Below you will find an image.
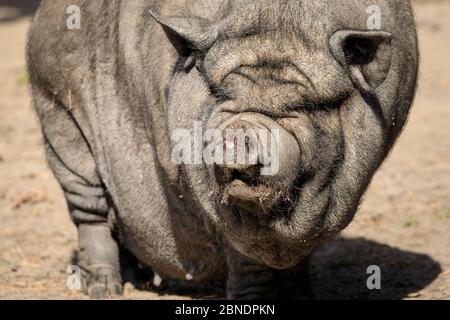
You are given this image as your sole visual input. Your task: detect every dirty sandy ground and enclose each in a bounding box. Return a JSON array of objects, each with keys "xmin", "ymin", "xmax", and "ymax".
[{"xmin": 0, "ymin": 1, "xmax": 449, "ymax": 300}]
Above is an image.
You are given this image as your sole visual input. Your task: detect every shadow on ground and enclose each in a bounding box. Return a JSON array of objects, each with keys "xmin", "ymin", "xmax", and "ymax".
[
  {"xmin": 310, "ymin": 237, "xmax": 442, "ymax": 300},
  {"xmin": 0, "ymin": 0, "xmax": 41, "ymax": 22}
]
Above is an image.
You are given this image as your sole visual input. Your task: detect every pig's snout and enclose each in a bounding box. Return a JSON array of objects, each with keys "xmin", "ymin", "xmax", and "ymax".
[
  {"xmin": 217, "ymin": 119, "xmax": 261, "ymax": 171},
  {"xmin": 213, "ymin": 113, "xmax": 301, "ymax": 215}
]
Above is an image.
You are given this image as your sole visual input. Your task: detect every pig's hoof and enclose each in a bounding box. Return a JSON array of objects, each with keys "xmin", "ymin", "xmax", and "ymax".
[{"xmin": 86, "ymin": 265, "xmax": 123, "ymax": 299}]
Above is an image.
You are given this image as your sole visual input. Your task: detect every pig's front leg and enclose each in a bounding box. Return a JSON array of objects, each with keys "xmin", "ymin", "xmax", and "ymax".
[
  {"xmin": 33, "ymin": 89, "xmax": 123, "ymax": 299},
  {"xmin": 274, "ymin": 256, "xmax": 313, "ymax": 300},
  {"xmin": 226, "ymin": 247, "xmax": 312, "ymax": 300},
  {"xmin": 226, "ymin": 248, "xmax": 277, "ymax": 300}
]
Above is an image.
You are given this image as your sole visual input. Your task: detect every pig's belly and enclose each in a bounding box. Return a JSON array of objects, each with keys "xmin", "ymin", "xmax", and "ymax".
[{"xmin": 118, "ymin": 209, "xmax": 228, "ymax": 282}]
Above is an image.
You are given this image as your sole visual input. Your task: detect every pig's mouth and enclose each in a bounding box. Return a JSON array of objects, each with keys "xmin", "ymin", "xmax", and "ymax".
[
  {"xmin": 213, "ymin": 166, "xmax": 319, "ymax": 269},
  {"xmin": 215, "ymin": 165, "xmax": 287, "ymax": 218}
]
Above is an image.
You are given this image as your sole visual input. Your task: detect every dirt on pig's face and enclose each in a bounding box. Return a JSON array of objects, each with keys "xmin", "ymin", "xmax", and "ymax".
[{"xmin": 160, "ymin": 0, "xmax": 418, "ymax": 268}]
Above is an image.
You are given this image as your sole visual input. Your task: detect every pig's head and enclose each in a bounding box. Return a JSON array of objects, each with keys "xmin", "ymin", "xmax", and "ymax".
[{"xmin": 154, "ymin": 0, "xmax": 418, "ymax": 269}]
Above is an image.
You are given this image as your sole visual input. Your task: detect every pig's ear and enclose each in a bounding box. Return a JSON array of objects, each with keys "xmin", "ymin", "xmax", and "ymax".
[
  {"xmin": 329, "ymin": 30, "xmax": 393, "ymax": 93},
  {"xmin": 149, "ymin": 9, "xmax": 219, "ymax": 50}
]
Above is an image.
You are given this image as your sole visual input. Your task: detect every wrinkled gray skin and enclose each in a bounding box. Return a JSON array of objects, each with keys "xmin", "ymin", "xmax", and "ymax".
[{"xmin": 27, "ymin": 0, "xmax": 418, "ymax": 299}]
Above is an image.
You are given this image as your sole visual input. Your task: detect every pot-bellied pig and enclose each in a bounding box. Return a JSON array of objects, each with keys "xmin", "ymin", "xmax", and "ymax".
[{"xmin": 27, "ymin": 0, "xmax": 418, "ymax": 299}]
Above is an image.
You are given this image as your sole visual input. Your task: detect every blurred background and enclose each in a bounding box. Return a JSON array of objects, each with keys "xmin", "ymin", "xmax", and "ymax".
[{"xmin": 0, "ymin": 0, "xmax": 449, "ymax": 299}]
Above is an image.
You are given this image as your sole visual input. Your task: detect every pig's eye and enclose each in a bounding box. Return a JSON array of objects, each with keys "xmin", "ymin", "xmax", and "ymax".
[{"xmin": 343, "ymin": 37, "xmax": 377, "ymax": 66}]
